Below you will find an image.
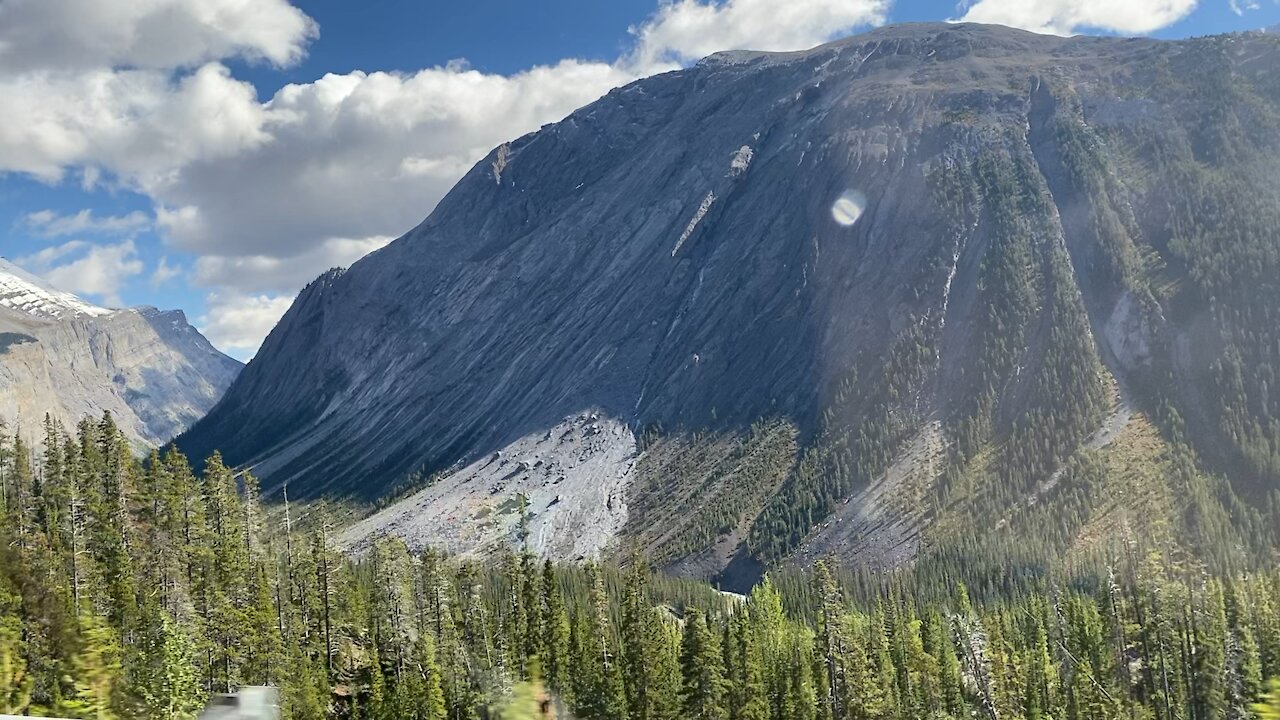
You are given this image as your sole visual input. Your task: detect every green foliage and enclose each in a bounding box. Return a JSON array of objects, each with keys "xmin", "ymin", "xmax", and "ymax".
[
  {"xmin": 1257, "ymin": 678, "xmax": 1280, "ymax": 720},
  {"xmin": 629, "ymin": 420, "xmax": 798, "ymax": 565},
  {"xmin": 0, "ymin": 581, "xmax": 32, "ymax": 714},
  {"xmin": 3, "ymin": 414, "xmax": 1279, "ymax": 720}
]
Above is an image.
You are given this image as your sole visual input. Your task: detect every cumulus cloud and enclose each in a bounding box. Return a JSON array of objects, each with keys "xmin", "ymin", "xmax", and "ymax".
[
  {"xmin": 150, "ymin": 61, "xmax": 631, "ymax": 259},
  {"xmin": 193, "ymin": 236, "xmax": 394, "ymax": 293},
  {"xmin": 16, "ymin": 240, "xmax": 144, "ymax": 307},
  {"xmin": 629, "ymin": 0, "xmax": 889, "ymax": 68},
  {"xmin": 0, "ymin": 62, "xmax": 269, "ymax": 183},
  {"xmin": 198, "ymin": 291, "xmax": 295, "ymax": 357},
  {"xmin": 955, "ymin": 0, "xmax": 1199, "ymax": 35},
  {"xmin": 151, "ymin": 256, "xmax": 182, "ymax": 288},
  {"xmin": 23, "ymin": 208, "xmax": 150, "ymax": 237},
  {"xmin": 3, "ymin": 0, "xmax": 898, "ymax": 353},
  {"xmin": 0, "ymin": 0, "xmax": 316, "ymax": 73}
]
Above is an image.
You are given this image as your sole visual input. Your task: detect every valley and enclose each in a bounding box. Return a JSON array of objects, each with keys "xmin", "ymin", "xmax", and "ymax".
[{"xmin": 2, "ymin": 16, "xmax": 1280, "ymax": 720}]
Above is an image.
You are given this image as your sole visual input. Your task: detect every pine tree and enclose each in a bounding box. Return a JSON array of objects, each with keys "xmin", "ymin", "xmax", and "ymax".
[
  {"xmin": 929, "ymin": 608, "xmax": 966, "ymax": 718},
  {"xmin": 650, "ymin": 615, "xmax": 684, "ymax": 720},
  {"xmin": 813, "ymin": 561, "xmax": 848, "ymax": 719},
  {"xmin": 1192, "ymin": 580, "xmax": 1229, "ymax": 720},
  {"xmin": 203, "ymin": 451, "xmax": 249, "ymax": 692},
  {"xmin": 539, "ymin": 559, "xmax": 570, "ymax": 700},
  {"xmin": 90, "ymin": 414, "xmax": 138, "ymax": 634},
  {"xmin": 59, "ymin": 612, "xmax": 123, "ymax": 720},
  {"xmin": 373, "ymin": 538, "xmax": 416, "ymax": 686},
  {"xmin": 733, "ymin": 608, "xmax": 769, "ymax": 720},
  {"xmin": 139, "ymin": 614, "xmax": 203, "ymax": 719},
  {"xmin": 574, "ymin": 564, "xmax": 625, "ymax": 720},
  {"xmin": 409, "ymin": 631, "xmax": 448, "ymax": 720},
  {"xmin": 868, "ymin": 603, "xmax": 899, "ymax": 719},
  {"xmin": 623, "ymin": 559, "xmax": 675, "ymax": 720},
  {"xmin": 746, "ymin": 577, "xmax": 787, "ymax": 720},
  {"xmin": 680, "ymin": 607, "xmax": 728, "ymax": 720},
  {"xmin": 244, "ymin": 563, "xmax": 284, "ymax": 686},
  {"xmin": 785, "ymin": 630, "xmax": 818, "ymax": 720},
  {"xmin": 1022, "ymin": 617, "xmax": 1057, "ymax": 720},
  {"xmin": 519, "ymin": 551, "xmax": 541, "ymax": 669}
]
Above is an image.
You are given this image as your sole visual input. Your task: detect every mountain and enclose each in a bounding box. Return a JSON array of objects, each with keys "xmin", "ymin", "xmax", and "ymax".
[
  {"xmin": 178, "ymin": 23, "xmax": 1280, "ymax": 581},
  {"xmin": 0, "ymin": 258, "xmax": 242, "ymax": 448}
]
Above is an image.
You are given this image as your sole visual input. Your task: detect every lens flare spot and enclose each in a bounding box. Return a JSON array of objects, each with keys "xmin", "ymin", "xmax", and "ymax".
[{"xmin": 831, "ymin": 190, "xmax": 866, "ymax": 227}]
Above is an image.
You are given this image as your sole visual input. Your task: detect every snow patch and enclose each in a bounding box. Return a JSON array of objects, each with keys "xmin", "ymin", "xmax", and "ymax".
[
  {"xmin": 671, "ymin": 192, "xmax": 716, "ymax": 257},
  {"xmin": 0, "ymin": 258, "xmax": 112, "ymax": 320},
  {"xmin": 491, "ymin": 143, "xmax": 510, "ymax": 185},
  {"xmin": 1104, "ymin": 291, "xmax": 1152, "ymax": 370},
  {"xmin": 728, "ymin": 145, "xmax": 754, "ymax": 176}
]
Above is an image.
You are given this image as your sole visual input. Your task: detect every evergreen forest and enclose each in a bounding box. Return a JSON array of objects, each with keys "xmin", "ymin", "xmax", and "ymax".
[{"xmin": 2, "ymin": 415, "xmax": 1280, "ymax": 719}]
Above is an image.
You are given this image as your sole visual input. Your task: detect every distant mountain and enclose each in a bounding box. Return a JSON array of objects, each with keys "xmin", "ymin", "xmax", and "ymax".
[
  {"xmin": 178, "ymin": 23, "xmax": 1280, "ymax": 582},
  {"xmin": 0, "ymin": 258, "xmax": 241, "ymax": 448}
]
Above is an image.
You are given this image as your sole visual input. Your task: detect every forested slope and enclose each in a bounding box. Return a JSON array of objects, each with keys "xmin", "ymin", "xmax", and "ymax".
[
  {"xmin": 4, "ymin": 417, "xmax": 1280, "ymax": 719},
  {"xmin": 178, "ymin": 23, "xmax": 1280, "ymax": 582}
]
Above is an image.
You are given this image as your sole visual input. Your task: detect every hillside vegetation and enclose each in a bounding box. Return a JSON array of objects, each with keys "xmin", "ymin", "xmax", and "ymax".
[
  {"xmin": 175, "ymin": 24, "xmax": 1280, "ymax": 582},
  {"xmin": 4, "ymin": 416, "xmax": 1280, "ymax": 719}
]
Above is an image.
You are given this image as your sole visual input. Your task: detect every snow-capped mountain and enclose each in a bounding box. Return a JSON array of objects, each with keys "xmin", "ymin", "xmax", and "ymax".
[
  {"xmin": 0, "ymin": 258, "xmax": 241, "ymax": 447},
  {"xmin": 0, "ymin": 258, "xmax": 112, "ymax": 320}
]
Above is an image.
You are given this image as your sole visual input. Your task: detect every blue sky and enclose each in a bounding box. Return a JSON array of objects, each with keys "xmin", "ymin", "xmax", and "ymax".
[{"xmin": 2, "ymin": 0, "xmax": 1278, "ymax": 359}]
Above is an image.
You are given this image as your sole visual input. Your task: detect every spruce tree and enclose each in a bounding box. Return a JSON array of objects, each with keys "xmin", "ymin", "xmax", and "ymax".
[
  {"xmin": 540, "ymin": 559, "xmax": 570, "ymax": 700},
  {"xmin": 680, "ymin": 607, "xmax": 728, "ymax": 720}
]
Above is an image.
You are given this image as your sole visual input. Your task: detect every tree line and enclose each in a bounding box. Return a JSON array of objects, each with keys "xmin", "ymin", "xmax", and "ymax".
[{"xmin": 2, "ymin": 413, "xmax": 1280, "ymax": 719}]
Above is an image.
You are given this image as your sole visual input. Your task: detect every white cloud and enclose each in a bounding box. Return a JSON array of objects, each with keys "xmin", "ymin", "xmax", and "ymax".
[
  {"xmin": 955, "ymin": 0, "xmax": 1199, "ymax": 35},
  {"xmin": 2, "ymin": 0, "xmax": 889, "ymax": 353},
  {"xmin": 629, "ymin": 0, "xmax": 889, "ymax": 68},
  {"xmin": 197, "ymin": 291, "xmax": 295, "ymax": 358},
  {"xmin": 0, "ymin": 0, "xmax": 316, "ymax": 73},
  {"xmin": 192, "ymin": 236, "xmax": 394, "ymax": 293},
  {"xmin": 149, "ymin": 60, "xmax": 632, "ymax": 259},
  {"xmin": 0, "ymin": 62, "xmax": 269, "ymax": 183},
  {"xmin": 23, "ymin": 208, "xmax": 150, "ymax": 237},
  {"xmin": 16, "ymin": 240, "xmax": 144, "ymax": 307},
  {"xmin": 16, "ymin": 239, "xmax": 89, "ymax": 269},
  {"xmin": 150, "ymin": 256, "xmax": 182, "ymax": 287}
]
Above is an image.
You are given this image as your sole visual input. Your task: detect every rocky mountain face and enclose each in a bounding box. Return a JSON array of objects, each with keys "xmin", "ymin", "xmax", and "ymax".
[
  {"xmin": 179, "ymin": 23, "xmax": 1280, "ymax": 581},
  {"xmin": 0, "ymin": 258, "xmax": 242, "ymax": 448}
]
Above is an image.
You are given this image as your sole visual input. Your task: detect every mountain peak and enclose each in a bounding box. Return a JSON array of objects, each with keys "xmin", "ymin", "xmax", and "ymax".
[
  {"xmin": 179, "ymin": 26, "xmax": 1280, "ymax": 576},
  {"xmin": 0, "ymin": 257, "xmax": 112, "ymax": 320}
]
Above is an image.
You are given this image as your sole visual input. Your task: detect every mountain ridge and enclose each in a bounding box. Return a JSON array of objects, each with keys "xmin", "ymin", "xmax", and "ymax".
[
  {"xmin": 179, "ymin": 22, "xmax": 1280, "ymax": 579},
  {"xmin": 0, "ymin": 257, "xmax": 113, "ymax": 320},
  {"xmin": 0, "ymin": 259, "xmax": 242, "ymax": 448}
]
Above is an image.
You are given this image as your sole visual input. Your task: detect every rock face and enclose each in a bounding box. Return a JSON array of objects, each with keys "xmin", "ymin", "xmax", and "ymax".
[
  {"xmin": 0, "ymin": 258, "xmax": 242, "ymax": 447},
  {"xmin": 179, "ymin": 23, "xmax": 1280, "ymax": 572},
  {"xmin": 340, "ymin": 411, "xmax": 634, "ymax": 561}
]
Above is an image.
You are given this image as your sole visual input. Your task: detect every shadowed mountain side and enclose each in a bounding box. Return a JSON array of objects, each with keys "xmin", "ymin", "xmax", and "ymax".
[{"xmin": 178, "ymin": 23, "xmax": 1280, "ymax": 577}]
